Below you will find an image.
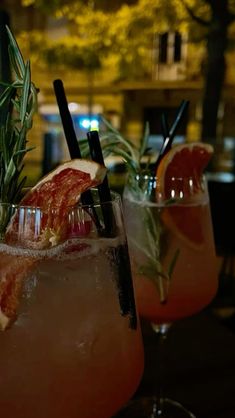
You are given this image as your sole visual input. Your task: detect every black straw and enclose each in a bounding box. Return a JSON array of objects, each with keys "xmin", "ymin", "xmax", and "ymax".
[
  {"xmin": 161, "ymin": 111, "xmax": 169, "ymax": 141},
  {"xmin": 53, "ymin": 79, "xmax": 82, "ymax": 158},
  {"xmin": 154, "ymin": 100, "xmax": 189, "ymax": 171},
  {"xmin": 168, "ymin": 100, "xmax": 189, "ymax": 139},
  {"xmin": 87, "ymin": 130, "xmax": 137, "ymax": 328},
  {"xmin": 87, "ymin": 130, "xmax": 116, "ymax": 236},
  {"xmin": 53, "ymin": 79, "xmax": 101, "ymax": 230}
]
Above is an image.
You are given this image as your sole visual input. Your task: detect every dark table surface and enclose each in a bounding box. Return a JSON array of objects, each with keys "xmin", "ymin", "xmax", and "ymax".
[{"xmin": 116, "ymin": 309, "xmax": 235, "ymax": 418}]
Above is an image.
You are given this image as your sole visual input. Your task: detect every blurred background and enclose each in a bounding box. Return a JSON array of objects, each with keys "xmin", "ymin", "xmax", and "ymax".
[{"xmin": 1, "ymin": 0, "xmax": 235, "ymax": 185}]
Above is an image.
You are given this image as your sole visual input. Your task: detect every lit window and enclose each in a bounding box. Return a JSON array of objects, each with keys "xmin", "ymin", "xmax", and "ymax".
[{"xmin": 158, "ymin": 31, "xmax": 182, "ymax": 64}]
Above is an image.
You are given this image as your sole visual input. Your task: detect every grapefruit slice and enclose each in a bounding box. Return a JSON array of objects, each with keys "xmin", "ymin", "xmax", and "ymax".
[
  {"xmin": 156, "ymin": 143, "xmax": 213, "ymax": 248},
  {"xmin": 0, "ymin": 158, "xmax": 107, "ymax": 330},
  {"xmin": 0, "ymin": 252, "xmax": 36, "ymax": 331},
  {"xmin": 156, "ymin": 143, "xmax": 213, "ymax": 198},
  {"xmin": 5, "ymin": 159, "xmax": 107, "ymax": 249}
]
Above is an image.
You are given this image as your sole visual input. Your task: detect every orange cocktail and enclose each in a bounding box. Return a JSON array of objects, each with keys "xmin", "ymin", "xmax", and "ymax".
[
  {"xmin": 0, "ymin": 161, "xmax": 144, "ymax": 418},
  {"xmin": 124, "ymin": 185, "xmax": 217, "ymax": 324},
  {"xmin": 0, "ymin": 230, "xmax": 143, "ymax": 418},
  {"xmin": 123, "ymin": 143, "xmax": 218, "ymax": 326}
]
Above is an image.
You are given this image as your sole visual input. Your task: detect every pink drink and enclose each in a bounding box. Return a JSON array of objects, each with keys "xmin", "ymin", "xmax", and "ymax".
[
  {"xmin": 123, "ymin": 177, "xmax": 218, "ymax": 325},
  {"xmin": 0, "ymin": 238, "xmax": 144, "ymax": 418}
]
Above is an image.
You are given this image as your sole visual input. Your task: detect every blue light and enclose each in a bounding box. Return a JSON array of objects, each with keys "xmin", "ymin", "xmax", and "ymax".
[
  {"xmin": 78, "ymin": 117, "xmax": 99, "ymax": 131},
  {"xmin": 80, "ymin": 118, "xmax": 90, "ymax": 129}
]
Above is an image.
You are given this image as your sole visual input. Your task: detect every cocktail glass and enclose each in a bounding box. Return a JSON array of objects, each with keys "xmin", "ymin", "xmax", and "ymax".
[
  {"xmin": 0, "ymin": 191, "xmax": 144, "ymax": 418},
  {"xmin": 122, "ymin": 173, "xmax": 218, "ymax": 417}
]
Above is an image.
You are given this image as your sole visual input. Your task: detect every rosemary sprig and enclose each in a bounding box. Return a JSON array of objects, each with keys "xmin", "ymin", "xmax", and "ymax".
[
  {"xmin": 125, "ymin": 182, "xmax": 180, "ymax": 303},
  {"xmin": 0, "ymin": 25, "xmax": 38, "ymax": 204}
]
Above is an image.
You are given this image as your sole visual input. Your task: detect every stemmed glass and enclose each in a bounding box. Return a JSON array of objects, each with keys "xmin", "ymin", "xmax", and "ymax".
[
  {"xmin": 0, "ymin": 191, "xmax": 144, "ymax": 418},
  {"xmin": 122, "ymin": 173, "xmax": 218, "ymax": 417}
]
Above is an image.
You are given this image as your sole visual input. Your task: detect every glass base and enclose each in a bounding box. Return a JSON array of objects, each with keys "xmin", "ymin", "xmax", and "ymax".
[{"xmin": 115, "ymin": 396, "xmax": 196, "ymax": 418}]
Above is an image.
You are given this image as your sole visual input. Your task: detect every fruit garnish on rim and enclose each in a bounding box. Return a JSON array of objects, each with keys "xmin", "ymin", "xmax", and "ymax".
[
  {"xmin": 0, "ymin": 159, "xmax": 107, "ymax": 331},
  {"xmin": 156, "ymin": 142, "xmax": 213, "ymax": 199},
  {"xmin": 156, "ymin": 143, "xmax": 213, "ymax": 248},
  {"xmin": 5, "ymin": 159, "xmax": 107, "ymax": 249}
]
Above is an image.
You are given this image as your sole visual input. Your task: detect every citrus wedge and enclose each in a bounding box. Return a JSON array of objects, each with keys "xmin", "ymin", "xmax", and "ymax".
[
  {"xmin": 0, "ymin": 253, "xmax": 36, "ymax": 331},
  {"xmin": 5, "ymin": 159, "xmax": 106, "ymax": 249},
  {"xmin": 0, "ymin": 158, "xmax": 107, "ymax": 330},
  {"xmin": 156, "ymin": 143, "xmax": 213, "ymax": 198},
  {"xmin": 156, "ymin": 143, "xmax": 213, "ymax": 248}
]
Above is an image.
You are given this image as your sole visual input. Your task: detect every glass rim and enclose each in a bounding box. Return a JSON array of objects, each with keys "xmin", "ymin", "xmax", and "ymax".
[
  {"xmin": 133, "ymin": 173, "xmax": 207, "ymax": 181},
  {"xmin": 0, "ymin": 189, "xmax": 121, "ymax": 212}
]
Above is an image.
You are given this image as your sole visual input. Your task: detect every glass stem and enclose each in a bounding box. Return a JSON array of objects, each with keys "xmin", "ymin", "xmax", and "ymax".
[{"xmin": 150, "ymin": 322, "xmax": 171, "ymax": 418}]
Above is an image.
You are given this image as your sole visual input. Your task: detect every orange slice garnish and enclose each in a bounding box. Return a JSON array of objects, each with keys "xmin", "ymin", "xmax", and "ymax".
[{"xmin": 156, "ymin": 143, "xmax": 213, "ymax": 248}]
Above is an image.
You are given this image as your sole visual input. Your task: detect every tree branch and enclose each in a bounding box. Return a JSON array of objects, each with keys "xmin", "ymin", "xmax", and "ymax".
[
  {"xmin": 204, "ymin": 0, "xmax": 235, "ymax": 25},
  {"xmin": 181, "ymin": 0, "xmax": 210, "ymax": 27}
]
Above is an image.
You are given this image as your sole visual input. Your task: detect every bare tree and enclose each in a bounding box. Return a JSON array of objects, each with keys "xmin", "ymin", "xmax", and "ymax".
[{"xmin": 183, "ymin": 0, "xmax": 235, "ymax": 143}]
